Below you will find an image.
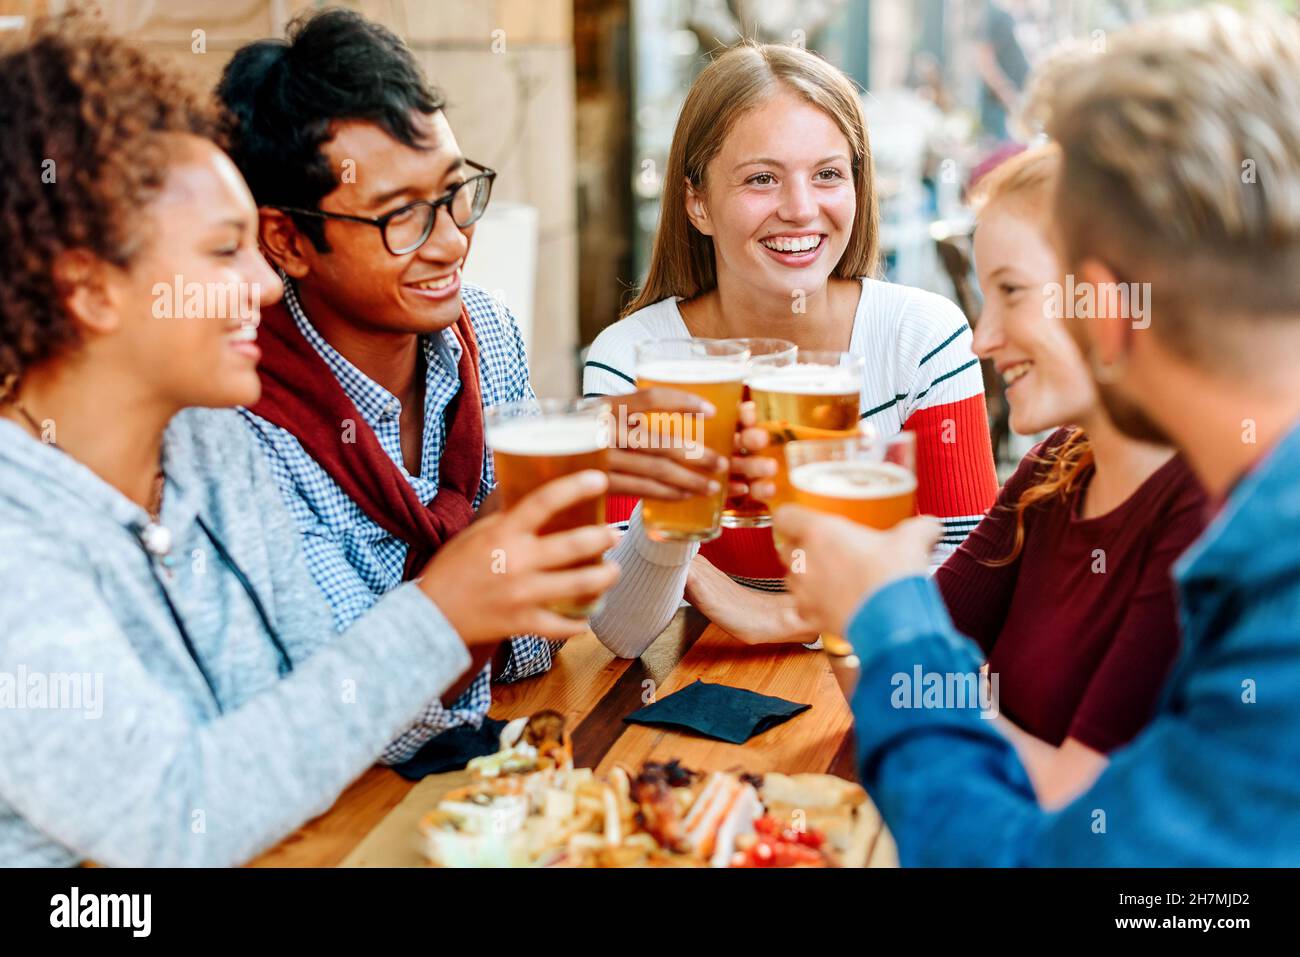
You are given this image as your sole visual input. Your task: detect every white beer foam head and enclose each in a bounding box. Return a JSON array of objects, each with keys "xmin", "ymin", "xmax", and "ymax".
[
  {"xmin": 748, "ymin": 363, "xmax": 861, "ymax": 395},
  {"xmin": 637, "ymin": 358, "xmax": 744, "ymax": 384},
  {"xmin": 487, "ymin": 416, "xmax": 605, "ymax": 455},
  {"xmin": 789, "ymin": 459, "xmax": 917, "ymax": 498}
]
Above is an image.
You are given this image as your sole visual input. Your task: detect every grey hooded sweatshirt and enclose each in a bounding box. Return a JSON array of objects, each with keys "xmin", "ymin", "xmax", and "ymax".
[{"xmin": 0, "ymin": 408, "xmax": 470, "ymax": 866}]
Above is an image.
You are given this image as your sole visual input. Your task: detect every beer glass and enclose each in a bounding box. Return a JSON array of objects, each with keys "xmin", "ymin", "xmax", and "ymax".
[
  {"xmin": 784, "ymin": 431, "xmax": 917, "ymax": 659},
  {"xmin": 485, "ymin": 397, "xmax": 611, "ymax": 618},
  {"xmin": 719, "ymin": 338, "xmax": 797, "ymax": 529},
  {"xmin": 750, "ymin": 351, "xmax": 865, "ymax": 513},
  {"xmin": 634, "ymin": 338, "xmax": 749, "ymax": 542}
]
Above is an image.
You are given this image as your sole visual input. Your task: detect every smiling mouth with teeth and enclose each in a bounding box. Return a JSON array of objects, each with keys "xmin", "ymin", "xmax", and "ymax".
[
  {"xmin": 1003, "ymin": 361, "xmax": 1033, "ymax": 386},
  {"xmin": 410, "ymin": 271, "xmax": 459, "ymax": 292},
  {"xmin": 229, "ymin": 323, "xmax": 258, "ymax": 343},
  {"xmin": 759, "ymin": 234, "xmax": 823, "ymax": 254}
]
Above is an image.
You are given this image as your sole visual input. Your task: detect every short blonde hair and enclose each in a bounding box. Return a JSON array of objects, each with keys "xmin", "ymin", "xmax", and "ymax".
[
  {"xmin": 1028, "ymin": 5, "xmax": 1300, "ymax": 367},
  {"xmin": 623, "ymin": 43, "xmax": 879, "ymax": 318},
  {"xmin": 970, "ymin": 144, "xmax": 1061, "ymax": 220}
]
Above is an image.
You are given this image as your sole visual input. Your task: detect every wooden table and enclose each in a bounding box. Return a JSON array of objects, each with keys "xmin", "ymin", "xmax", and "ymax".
[{"xmin": 251, "ymin": 608, "xmax": 861, "ymax": 867}]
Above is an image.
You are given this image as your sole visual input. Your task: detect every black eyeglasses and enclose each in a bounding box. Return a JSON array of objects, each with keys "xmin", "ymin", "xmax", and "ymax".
[{"xmin": 272, "ymin": 160, "xmax": 496, "ymax": 256}]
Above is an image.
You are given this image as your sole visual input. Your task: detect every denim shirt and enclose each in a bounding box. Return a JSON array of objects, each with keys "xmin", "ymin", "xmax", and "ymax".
[{"xmin": 846, "ymin": 420, "xmax": 1300, "ymax": 865}]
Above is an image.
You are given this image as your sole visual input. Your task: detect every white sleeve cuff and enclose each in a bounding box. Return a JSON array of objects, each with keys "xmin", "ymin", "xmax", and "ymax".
[{"xmin": 625, "ymin": 502, "xmax": 701, "ymax": 566}]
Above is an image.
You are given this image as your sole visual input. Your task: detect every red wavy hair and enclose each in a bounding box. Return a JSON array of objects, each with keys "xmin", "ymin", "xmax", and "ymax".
[{"xmin": 971, "ymin": 145, "xmax": 1094, "ymax": 565}]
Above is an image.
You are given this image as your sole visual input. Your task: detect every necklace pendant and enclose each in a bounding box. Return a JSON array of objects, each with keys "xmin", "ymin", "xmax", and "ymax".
[{"xmin": 140, "ymin": 522, "xmax": 173, "ymax": 558}]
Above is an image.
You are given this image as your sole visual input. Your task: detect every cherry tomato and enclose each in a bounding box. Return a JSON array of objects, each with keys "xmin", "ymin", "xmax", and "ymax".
[{"xmin": 797, "ymin": 829, "xmax": 825, "ymax": 849}]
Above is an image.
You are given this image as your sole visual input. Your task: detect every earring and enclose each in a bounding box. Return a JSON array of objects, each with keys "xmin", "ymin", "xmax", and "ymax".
[{"xmin": 1089, "ymin": 349, "xmax": 1126, "ymax": 384}]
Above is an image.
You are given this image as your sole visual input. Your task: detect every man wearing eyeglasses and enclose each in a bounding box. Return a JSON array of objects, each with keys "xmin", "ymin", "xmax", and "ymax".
[{"xmin": 217, "ymin": 9, "xmax": 762, "ymax": 768}]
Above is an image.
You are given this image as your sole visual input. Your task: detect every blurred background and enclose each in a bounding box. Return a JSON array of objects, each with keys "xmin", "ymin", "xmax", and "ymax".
[{"xmin": 1, "ymin": 0, "xmax": 1295, "ymax": 467}]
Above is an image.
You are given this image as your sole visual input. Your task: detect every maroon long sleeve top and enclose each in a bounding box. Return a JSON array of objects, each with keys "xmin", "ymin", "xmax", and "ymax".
[{"xmin": 936, "ymin": 428, "xmax": 1209, "ymax": 752}]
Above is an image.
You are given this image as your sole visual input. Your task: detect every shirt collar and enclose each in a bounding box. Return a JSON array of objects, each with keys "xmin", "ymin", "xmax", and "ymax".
[
  {"xmin": 1175, "ymin": 415, "xmax": 1300, "ymax": 588},
  {"xmin": 279, "ymin": 278, "xmax": 461, "ymax": 428}
]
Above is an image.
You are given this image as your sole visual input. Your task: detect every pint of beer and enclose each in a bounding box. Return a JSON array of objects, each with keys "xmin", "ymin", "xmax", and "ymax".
[
  {"xmin": 785, "ymin": 431, "xmax": 917, "ymax": 658},
  {"xmin": 719, "ymin": 338, "xmax": 797, "ymax": 529},
  {"xmin": 634, "ymin": 338, "xmax": 749, "ymax": 542},
  {"xmin": 750, "ymin": 351, "xmax": 866, "ymax": 512},
  {"xmin": 485, "ymin": 398, "xmax": 611, "ymax": 618}
]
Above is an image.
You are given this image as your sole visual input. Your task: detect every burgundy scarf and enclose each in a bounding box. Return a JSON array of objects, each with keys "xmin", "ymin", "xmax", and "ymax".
[{"xmin": 249, "ymin": 299, "xmax": 485, "ymax": 581}]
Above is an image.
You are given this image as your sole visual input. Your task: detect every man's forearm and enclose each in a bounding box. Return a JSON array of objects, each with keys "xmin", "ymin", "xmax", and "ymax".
[
  {"xmin": 845, "ymin": 576, "xmax": 1276, "ymax": 866},
  {"xmin": 847, "ymin": 576, "xmax": 1045, "ymax": 865}
]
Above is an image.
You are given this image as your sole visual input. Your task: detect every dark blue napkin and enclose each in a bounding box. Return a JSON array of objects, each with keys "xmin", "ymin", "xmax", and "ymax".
[
  {"xmin": 391, "ymin": 717, "xmax": 508, "ymax": 781},
  {"xmin": 623, "ymin": 679, "xmax": 810, "ymax": 744}
]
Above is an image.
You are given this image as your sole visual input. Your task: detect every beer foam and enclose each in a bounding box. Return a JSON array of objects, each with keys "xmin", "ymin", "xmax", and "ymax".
[
  {"xmin": 487, "ymin": 417, "xmax": 605, "ymax": 455},
  {"xmin": 748, "ymin": 363, "xmax": 861, "ymax": 395},
  {"xmin": 637, "ymin": 359, "xmax": 744, "ymax": 384},
  {"xmin": 789, "ymin": 460, "xmax": 916, "ymax": 498}
]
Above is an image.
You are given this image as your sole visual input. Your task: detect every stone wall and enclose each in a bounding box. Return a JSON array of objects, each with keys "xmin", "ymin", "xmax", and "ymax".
[{"xmin": 14, "ymin": 0, "xmax": 580, "ymax": 397}]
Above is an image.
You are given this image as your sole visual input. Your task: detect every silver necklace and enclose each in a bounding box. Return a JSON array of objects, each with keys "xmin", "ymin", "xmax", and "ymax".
[{"xmin": 11, "ymin": 400, "xmax": 171, "ymax": 557}]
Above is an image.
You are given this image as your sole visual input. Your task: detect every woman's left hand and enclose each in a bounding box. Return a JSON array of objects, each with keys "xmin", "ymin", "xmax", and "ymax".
[
  {"xmin": 728, "ymin": 400, "xmax": 778, "ymax": 499},
  {"xmin": 684, "ymin": 555, "xmax": 819, "ymax": 644},
  {"xmin": 602, "ymin": 393, "xmax": 777, "ymax": 501},
  {"xmin": 603, "ymin": 388, "xmax": 728, "ymax": 501}
]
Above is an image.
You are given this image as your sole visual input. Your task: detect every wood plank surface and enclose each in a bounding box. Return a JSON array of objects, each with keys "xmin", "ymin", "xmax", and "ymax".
[
  {"xmin": 248, "ymin": 766, "xmax": 413, "ymax": 868},
  {"xmin": 596, "ymin": 623, "xmax": 855, "ymax": 778}
]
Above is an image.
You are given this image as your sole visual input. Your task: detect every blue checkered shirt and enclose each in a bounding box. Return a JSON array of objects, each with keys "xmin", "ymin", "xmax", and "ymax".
[{"xmin": 240, "ymin": 280, "xmax": 560, "ymax": 764}]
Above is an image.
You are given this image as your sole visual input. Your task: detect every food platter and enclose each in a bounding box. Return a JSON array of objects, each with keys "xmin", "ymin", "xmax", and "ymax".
[{"xmin": 418, "ymin": 711, "xmax": 877, "ymax": 868}]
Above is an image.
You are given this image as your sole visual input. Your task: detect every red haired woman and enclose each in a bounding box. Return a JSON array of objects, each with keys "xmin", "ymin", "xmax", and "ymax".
[{"xmin": 935, "ymin": 145, "xmax": 1207, "ymax": 804}]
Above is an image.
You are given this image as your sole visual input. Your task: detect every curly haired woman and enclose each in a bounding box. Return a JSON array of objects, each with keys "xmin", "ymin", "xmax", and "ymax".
[{"xmin": 0, "ymin": 12, "xmax": 616, "ymax": 866}]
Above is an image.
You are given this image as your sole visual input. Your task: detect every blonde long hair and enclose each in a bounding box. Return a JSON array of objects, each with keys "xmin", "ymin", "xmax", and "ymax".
[
  {"xmin": 971, "ymin": 144, "xmax": 1095, "ymax": 566},
  {"xmin": 622, "ymin": 42, "xmax": 880, "ymax": 318}
]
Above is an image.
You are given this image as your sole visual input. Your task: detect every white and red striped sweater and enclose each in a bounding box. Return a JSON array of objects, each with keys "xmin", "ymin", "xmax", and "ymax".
[{"xmin": 584, "ymin": 278, "xmax": 999, "ymax": 589}]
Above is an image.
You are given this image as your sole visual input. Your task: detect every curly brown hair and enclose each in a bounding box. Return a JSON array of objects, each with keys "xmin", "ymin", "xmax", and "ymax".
[{"xmin": 0, "ymin": 9, "xmax": 220, "ymax": 395}]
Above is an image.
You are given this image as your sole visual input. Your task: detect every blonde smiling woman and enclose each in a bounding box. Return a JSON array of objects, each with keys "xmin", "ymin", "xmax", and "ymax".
[{"xmin": 584, "ymin": 42, "xmax": 999, "ymax": 646}]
